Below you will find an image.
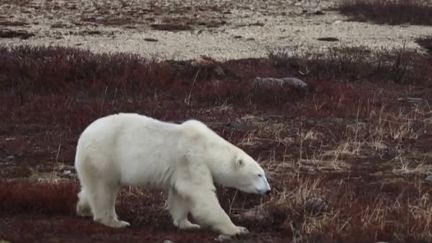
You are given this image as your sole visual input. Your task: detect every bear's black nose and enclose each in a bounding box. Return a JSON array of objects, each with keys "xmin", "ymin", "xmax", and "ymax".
[{"xmin": 265, "ymin": 189, "xmax": 271, "ymax": 195}]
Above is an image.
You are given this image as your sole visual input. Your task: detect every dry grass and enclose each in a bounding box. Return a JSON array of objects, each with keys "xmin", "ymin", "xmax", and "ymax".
[
  {"xmin": 338, "ymin": 0, "xmax": 432, "ymax": 26},
  {"xmin": 244, "ymin": 106, "xmax": 432, "ymax": 242}
]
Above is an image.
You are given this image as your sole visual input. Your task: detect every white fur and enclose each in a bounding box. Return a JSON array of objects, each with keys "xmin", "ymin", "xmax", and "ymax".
[{"xmin": 74, "ymin": 113, "xmax": 270, "ymax": 235}]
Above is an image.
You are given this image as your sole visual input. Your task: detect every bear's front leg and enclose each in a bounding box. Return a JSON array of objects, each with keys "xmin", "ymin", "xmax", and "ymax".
[
  {"xmin": 86, "ymin": 181, "xmax": 130, "ymax": 228},
  {"xmin": 188, "ymin": 191, "xmax": 249, "ymax": 236},
  {"xmin": 167, "ymin": 188, "xmax": 201, "ymax": 230}
]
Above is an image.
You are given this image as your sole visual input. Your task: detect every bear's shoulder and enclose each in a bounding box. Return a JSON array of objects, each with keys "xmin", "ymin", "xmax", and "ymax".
[
  {"xmin": 181, "ymin": 119, "xmax": 207, "ymax": 130},
  {"xmin": 180, "ymin": 120, "xmax": 227, "ymax": 146},
  {"xmin": 180, "ymin": 120, "xmax": 216, "ymax": 140}
]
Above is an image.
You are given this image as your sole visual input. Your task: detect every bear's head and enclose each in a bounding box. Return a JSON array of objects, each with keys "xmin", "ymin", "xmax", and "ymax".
[
  {"xmin": 180, "ymin": 120, "xmax": 271, "ymax": 195},
  {"xmin": 217, "ymin": 150, "xmax": 271, "ymax": 196}
]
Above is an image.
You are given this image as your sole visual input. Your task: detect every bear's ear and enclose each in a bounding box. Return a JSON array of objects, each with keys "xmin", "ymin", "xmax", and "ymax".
[{"xmin": 235, "ymin": 158, "xmax": 244, "ymax": 169}]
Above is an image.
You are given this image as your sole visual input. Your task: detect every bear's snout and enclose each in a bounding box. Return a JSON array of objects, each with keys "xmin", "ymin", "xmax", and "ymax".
[
  {"xmin": 255, "ymin": 176, "xmax": 271, "ymax": 195},
  {"xmin": 256, "ymin": 188, "xmax": 271, "ymax": 196}
]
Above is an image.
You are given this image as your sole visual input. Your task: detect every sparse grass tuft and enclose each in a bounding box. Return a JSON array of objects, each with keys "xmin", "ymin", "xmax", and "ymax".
[{"xmin": 338, "ymin": 0, "xmax": 432, "ymax": 26}]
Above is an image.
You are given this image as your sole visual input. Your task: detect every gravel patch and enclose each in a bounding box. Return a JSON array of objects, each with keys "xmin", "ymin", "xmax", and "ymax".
[{"xmin": 1, "ymin": 0, "xmax": 431, "ymax": 60}]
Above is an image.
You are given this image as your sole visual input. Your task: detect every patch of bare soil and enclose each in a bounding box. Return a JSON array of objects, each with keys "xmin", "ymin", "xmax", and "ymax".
[{"xmin": 1, "ymin": 0, "xmax": 432, "ymax": 60}]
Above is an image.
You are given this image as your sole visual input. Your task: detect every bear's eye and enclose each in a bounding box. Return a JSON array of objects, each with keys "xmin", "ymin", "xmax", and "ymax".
[{"xmin": 258, "ymin": 174, "xmax": 262, "ymax": 178}]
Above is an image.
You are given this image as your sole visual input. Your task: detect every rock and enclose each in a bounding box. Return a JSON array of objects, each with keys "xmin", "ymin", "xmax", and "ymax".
[
  {"xmin": 313, "ymin": 9, "xmax": 324, "ymax": 15},
  {"xmin": 317, "ymin": 37, "xmax": 339, "ymax": 42},
  {"xmin": 248, "ymin": 22, "xmax": 264, "ymax": 27},
  {"xmin": 224, "ymin": 122, "xmax": 250, "ymax": 133},
  {"xmin": 425, "ymin": 175, "xmax": 432, "ymax": 184},
  {"xmin": 397, "ymin": 97, "xmax": 424, "ymax": 104},
  {"xmin": 1, "ymin": 155, "xmax": 16, "ymax": 164},
  {"xmin": 63, "ymin": 170, "xmax": 72, "ymax": 175},
  {"xmin": 81, "ymin": 30, "xmax": 102, "ymax": 35},
  {"xmin": 215, "ymin": 235, "xmax": 232, "ymax": 242},
  {"xmin": 214, "ymin": 66, "xmax": 225, "ymax": 77},
  {"xmin": 144, "ymin": 37, "xmax": 158, "ymax": 42},
  {"xmin": 238, "ymin": 207, "xmax": 270, "ymax": 221},
  {"xmin": 305, "ymin": 197, "xmax": 328, "ymax": 216},
  {"xmin": 253, "ymin": 77, "xmax": 309, "ymax": 91},
  {"xmin": 163, "ymin": 240, "xmax": 175, "ymax": 243}
]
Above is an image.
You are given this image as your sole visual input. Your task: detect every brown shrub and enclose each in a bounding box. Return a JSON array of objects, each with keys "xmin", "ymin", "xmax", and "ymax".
[
  {"xmin": 0, "ymin": 46, "xmax": 176, "ymax": 96},
  {"xmin": 338, "ymin": 0, "xmax": 432, "ymax": 26},
  {"xmin": 269, "ymin": 46, "xmax": 432, "ymax": 84}
]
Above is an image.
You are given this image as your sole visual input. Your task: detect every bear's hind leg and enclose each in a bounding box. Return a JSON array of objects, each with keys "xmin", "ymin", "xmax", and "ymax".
[
  {"xmin": 87, "ymin": 181, "xmax": 130, "ymax": 228},
  {"xmin": 167, "ymin": 189, "xmax": 200, "ymax": 230},
  {"xmin": 76, "ymin": 189, "xmax": 92, "ymax": 217}
]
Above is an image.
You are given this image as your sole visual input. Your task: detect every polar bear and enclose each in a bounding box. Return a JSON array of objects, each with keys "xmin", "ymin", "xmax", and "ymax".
[{"xmin": 74, "ymin": 113, "xmax": 271, "ymax": 236}]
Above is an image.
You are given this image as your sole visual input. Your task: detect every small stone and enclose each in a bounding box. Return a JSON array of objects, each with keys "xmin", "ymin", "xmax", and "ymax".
[
  {"xmin": 313, "ymin": 9, "xmax": 324, "ymax": 15},
  {"xmin": 397, "ymin": 97, "xmax": 424, "ymax": 103},
  {"xmin": 425, "ymin": 175, "xmax": 432, "ymax": 184},
  {"xmin": 163, "ymin": 240, "xmax": 175, "ymax": 243},
  {"xmin": 214, "ymin": 66, "xmax": 225, "ymax": 77},
  {"xmin": 63, "ymin": 170, "xmax": 72, "ymax": 175},
  {"xmin": 305, "ymin": 197, "xmax": 328, "ymax": 216},
  {"xmin": 317, "ymin": 37, "xmax": 339, "ymax": 42},
  {"xmin": 224, "ymin": 122, "xmax": 250, "ymax": 132},
  {"xmin": 144, "ymin": 37, "xmax": 158, "ymax": 42},
  {"xmin": 215, "ymin": 234, "xmax": 232, "ymax": 242},
  {"xmin": 253, "ymin": 77, "xmax": 309, "ymax": 91},
  {"xmin": 239, "ymin": 207, "xmax": 269, "ymax": 221}
]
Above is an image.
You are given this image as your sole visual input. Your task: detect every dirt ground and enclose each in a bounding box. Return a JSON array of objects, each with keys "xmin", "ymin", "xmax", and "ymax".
[
  {"xmin": 1, "ymin": 0, "xmax": 432, "ymax": 243},
  {"xmin": 1, "ymin": 0, "xmax": 432, "ymax": 60}
]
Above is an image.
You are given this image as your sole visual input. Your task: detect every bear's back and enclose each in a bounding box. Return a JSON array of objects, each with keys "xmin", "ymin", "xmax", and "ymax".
[{"xmin": 78, "ymin": 113, "xmax": 179, "ymax": 148}]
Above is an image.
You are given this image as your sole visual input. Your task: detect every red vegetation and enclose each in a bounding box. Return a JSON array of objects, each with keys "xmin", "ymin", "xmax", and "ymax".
[
  {"xmin": 0, "ymin": 180, "xmax": 78, "ymax": 215},
  {"xmin": 1, "ymin": 46, "xmax": 432, "ymax": 242}
]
